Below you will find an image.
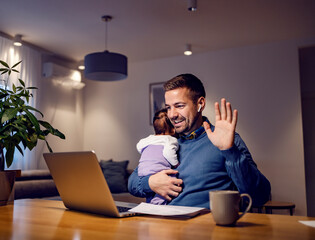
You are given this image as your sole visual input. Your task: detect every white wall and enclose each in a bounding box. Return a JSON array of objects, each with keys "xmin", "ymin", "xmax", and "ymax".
[
  {"xmin": 35, "ymin": 74, "xmax": 85, "ymax": 169},
  {"xmin": 81, "ymin": 38, "xmax": 315, "ymax": 216}
]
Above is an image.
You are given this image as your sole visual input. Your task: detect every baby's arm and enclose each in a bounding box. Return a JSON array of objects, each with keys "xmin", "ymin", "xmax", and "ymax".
[{"xmin": 162, "ymin": 137, "xmax": 179, "ymax": 166}]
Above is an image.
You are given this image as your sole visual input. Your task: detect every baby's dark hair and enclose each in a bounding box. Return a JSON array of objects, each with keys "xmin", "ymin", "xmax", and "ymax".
[{"xmin": 153, "ymin": 108, "xmax": 174, "ymax": 135}]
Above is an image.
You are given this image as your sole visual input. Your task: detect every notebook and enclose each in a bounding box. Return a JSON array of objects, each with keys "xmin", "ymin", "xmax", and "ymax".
[{"xmin": 43, "ymin": 151, "xmax": 138, "ymax": 217}]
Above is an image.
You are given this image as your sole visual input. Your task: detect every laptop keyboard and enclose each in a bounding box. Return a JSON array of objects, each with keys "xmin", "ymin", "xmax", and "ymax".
[{"xmin": 117, "ymin": 206, "xmax": 131, "ymax": 213}]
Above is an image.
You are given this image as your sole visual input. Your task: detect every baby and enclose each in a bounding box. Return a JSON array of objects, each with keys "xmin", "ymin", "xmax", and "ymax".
[{"xmin": 136, "ymin": 108, "xmax": 179, "ymax": 204}]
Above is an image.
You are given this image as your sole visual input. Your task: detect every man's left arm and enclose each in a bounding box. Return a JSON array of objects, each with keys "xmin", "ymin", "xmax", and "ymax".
[
  {"xmin": 221, "ymin": 133, "xmax": 271, "ymax": 206},
  {"xmin": 204, "ymin": 98, "xmax": 270, "ymax": 206}
]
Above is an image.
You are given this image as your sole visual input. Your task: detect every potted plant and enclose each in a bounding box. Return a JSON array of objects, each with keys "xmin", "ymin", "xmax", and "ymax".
[{"xmin": 0, "ymin": 60, "xmax": 65, "ymax": 205}]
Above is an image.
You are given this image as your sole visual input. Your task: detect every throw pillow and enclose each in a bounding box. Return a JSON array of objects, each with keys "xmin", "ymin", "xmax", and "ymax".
[
  {"xmin": 99, "ymin": 160, "xmax": 129, "ymax": 193},
  {"xmin": 99, "ymin": 159, "xmax": 113, "ymax": 163}
]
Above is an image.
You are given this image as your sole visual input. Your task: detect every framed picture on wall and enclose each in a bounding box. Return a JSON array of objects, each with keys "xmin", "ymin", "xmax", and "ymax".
[{"xmin": 149, "ymin": 82, "xmax": 165, "ymax": 125}]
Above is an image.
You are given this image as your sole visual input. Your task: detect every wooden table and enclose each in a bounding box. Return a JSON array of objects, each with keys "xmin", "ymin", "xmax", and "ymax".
[{"xmin": 0, "ymin": 199, "xmax": 314, "ymax": 240}]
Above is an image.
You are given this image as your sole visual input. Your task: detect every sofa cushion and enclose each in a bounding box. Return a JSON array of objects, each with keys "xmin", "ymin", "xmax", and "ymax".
[
  {"xmin": 15, "ymin": 179, "xmax": 59, "ymax": 199},
  {"xmin": 16, "ymin": 169, "xmax": 53, "ymax": 181},
  {"xmin": 99, "ymin": 160, "xmax": 129, "ymax": 193}
]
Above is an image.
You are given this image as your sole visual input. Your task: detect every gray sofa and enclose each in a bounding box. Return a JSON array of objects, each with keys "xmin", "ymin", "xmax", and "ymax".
[
  {"xmin": 14, "ymin": 169, "xmax": 59, "ymax": 199},
  {"xmin": 14, "ymin": 165, "xmax": 145, "ymax": 204}
]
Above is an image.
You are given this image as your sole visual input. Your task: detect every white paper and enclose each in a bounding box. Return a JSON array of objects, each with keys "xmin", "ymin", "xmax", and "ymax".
[
  {"xmin": 129, "ymin": 202, "xmax": 205, "ymax": 217},
  {"xmin": 299, "ymin": 220, "xmax": 315, "ymax": 228}
]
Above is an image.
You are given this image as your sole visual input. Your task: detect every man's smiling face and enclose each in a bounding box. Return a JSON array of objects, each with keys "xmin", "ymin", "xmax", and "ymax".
[{"xmin": 165, "ymin": 87, "xmax": 202, "ymax": 135}]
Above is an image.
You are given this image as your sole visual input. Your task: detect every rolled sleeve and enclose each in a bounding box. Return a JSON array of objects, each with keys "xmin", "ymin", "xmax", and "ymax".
[{"xmin": 128, "ymin": 167, "xmax": 154, "ymax": 198}]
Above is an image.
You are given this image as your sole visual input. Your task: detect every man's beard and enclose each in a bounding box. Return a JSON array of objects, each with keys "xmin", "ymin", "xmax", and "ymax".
[{"xmin": 172, "ymin": 114, "xmax": 200, "ymax": 135}]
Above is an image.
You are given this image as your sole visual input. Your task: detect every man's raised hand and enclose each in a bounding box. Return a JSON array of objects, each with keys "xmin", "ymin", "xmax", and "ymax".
[{"xmin": 204, "ymin": 98, "xmax": 238, "ymax": 150}]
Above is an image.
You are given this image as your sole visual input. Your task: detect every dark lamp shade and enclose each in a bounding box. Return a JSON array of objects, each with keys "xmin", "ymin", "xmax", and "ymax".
[{"xmin": 84, "ymin": 51, "xmax": 127, "ymax": 81}]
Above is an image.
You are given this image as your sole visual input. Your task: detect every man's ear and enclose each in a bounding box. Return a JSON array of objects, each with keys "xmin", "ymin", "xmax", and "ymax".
[{"xmin": 197, "ymin": 97, "xmax": 206, "ymax": 112}]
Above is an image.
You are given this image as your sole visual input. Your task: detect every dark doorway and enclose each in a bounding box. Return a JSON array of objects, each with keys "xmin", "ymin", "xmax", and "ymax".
[{"xmin": 299, "ymin": 46, "xmax": 315, "ymax": 217}]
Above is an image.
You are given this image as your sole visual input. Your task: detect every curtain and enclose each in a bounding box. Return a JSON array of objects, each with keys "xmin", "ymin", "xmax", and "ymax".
[{"xmin": 0, "ymin": 35, "xmax": 42, "ymax": 170}]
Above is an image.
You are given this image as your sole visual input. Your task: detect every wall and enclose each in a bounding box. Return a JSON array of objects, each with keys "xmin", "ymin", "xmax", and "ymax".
[
  {"xmin": 35, "ymin": 65, "xmax": 85, "ymax": 169},
  {"xmin": 82, "ymin": 39, "xmax": 314, "ymax": 216}
]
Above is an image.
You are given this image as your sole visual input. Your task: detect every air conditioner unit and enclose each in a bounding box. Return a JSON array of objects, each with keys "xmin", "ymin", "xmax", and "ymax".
[{"xmin": 42, "ymin": 62, "xmax": 85, "ymax": 89}]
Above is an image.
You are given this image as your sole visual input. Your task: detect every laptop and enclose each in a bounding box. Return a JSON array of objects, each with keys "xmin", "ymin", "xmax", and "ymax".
[{"xmin": 43, "ymin": 151, "xmax": 138, "ymax": 218}]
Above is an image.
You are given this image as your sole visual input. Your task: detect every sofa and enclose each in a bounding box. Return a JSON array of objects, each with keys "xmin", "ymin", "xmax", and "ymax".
[
  {"xmin": 14, "ymin": 159, "xmax": 145, "ymax": 204},
  {"xmin": 14, "ymin": 169, "xmax": 59, "ymax": 199}
]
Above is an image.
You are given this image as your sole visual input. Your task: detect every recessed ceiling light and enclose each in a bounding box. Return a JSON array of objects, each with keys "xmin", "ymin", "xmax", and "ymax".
[
  {"xmin": 184, "ymin": 44, "xmax": 192, "ymax": 56},
  {"xmin": 13, "ymin": 34, "xmax": 22, "ymax": 47},
  {"xmin": 187, "ymin": 0, "xmax": 197, "ymax": 11}
]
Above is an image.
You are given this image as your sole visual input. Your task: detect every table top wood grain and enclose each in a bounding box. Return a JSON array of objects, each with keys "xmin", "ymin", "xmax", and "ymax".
[{"xmin": 0, "ymin": 199, "xmax": 314, "ymax": 240}]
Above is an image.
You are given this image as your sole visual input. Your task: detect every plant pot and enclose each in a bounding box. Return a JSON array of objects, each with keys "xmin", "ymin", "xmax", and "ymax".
[{"xmin": 0, "ymin": 170, "xmax": 17, "ymax": 206}]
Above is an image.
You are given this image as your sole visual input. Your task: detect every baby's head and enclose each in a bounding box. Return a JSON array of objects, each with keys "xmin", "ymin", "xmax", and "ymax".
[{"xmin": 153, "ymin": 108, "xmax": 176, "ymax": 137}]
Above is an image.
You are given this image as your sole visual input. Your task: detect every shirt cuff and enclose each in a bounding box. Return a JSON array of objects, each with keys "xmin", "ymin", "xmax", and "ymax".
[{"xmin": 220, "ymin": 144, "xmax": 240, "ymax": 161}]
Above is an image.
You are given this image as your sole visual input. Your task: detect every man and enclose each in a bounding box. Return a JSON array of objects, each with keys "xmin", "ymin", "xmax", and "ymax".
[{"xmin": 128, "ymin": 74, "xmax": 270, "ymax": 208}]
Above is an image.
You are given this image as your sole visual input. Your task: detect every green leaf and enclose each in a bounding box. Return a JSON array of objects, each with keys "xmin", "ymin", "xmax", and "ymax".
[
  {"xmin": 55, "ymin": 129, "xmax": 65, "ymax": 139},
  {"xmin": 11, "ymin": 60, "xmax": 22, "ymax": 69},
  {"xmin": 26, "ymin": 142, "xmax": 37, "ymax": 151},
  {"xmin": 15, "ymin": 97, "xmax": 25, "ymax": 106},
  {"xmin": 45, "ymin": 140, "xmax": 53, "ymax": 153},
  {"xmin": 24, "ymin": 109, "xmax": 40, "ymax": 132},
  {"xmin": 38, "ymin": 133, "xmax": 47, "ymax": 140},
  {"xmin": 0, "ymin": 69, "xmax": 8, "ymax": 75},
  {"xmin": 16, "ymin": 144, "xmax": 24, "ymax": 156},
  {"xmin": 25, "ymin": 106, "xmax": 44, "ymax": 117},
  {"xmin": 1, "ymin": 108, "xmax": 19, "ymax": 123},
  {"xmin": 5, "ymin": 143, "xmax": 15, "ymax": 168},
  {"xmin": 0, "ymin": 93, "xmax": 8, "ymax": 99},
  {"xmin": 38, "ymin": 120, "xmax": 53, "ymax": 129},
  {"xmin": 28, "ymin": 132, "xmax": 38, "ymax": 143},
  {"xmin": 18, "ymin": 79, "xmax": 25, "ymax": 87},
  {"xmin": 39, "ymin": 120, "xmax": 65, "ymax": 139},
  {"xmin": 0, "ymin": 60, "xmax": 9, "ymax": 68}
]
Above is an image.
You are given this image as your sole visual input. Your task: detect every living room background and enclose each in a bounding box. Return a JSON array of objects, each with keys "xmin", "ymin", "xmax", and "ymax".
[{"xmin": 1, "ymin": 34, "xmax": 314, "ymax": 216}]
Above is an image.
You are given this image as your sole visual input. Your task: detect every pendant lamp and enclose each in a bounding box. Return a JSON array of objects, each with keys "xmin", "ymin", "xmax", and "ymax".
[{"xmin": 84, "ymin": 15, "xmax": 128, "ymax": 81}]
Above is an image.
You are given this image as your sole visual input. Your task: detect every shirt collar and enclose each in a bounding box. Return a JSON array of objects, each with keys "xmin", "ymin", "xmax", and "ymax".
[{"xmin": 180, "ymin": 116, "xmax": 209, "ymax": 140}]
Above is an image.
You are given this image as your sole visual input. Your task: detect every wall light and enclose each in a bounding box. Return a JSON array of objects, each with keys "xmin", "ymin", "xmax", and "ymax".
[
  {"xmin": 13, "ymin": 34, "xmax": 23, "ymax": 47},
  {"xmin": 184, "ymin": 44, "xmax": 192, "ymax": 56},
  {"xmin": 187, "ymin": 0, "xmax": 197, "ymax": 11},
  {"xmin": 78, "ymin": 60, "xmax": 85, "ymax": 70}
]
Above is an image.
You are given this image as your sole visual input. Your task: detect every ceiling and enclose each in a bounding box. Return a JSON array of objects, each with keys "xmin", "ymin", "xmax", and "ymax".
[{"xmin": 0, "ymin": 0, "xmax": 314, "ymax": 64}]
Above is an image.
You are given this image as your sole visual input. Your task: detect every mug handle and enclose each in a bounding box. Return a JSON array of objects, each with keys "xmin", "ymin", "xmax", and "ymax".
[{"xmin": 239, "ymin": 193, "xmax": 252, "ymax": 219}]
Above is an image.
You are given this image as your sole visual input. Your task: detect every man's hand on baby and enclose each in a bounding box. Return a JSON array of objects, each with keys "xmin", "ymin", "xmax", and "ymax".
[{"xmin": 148, "ymin": 169, "xmax": 183, "ymax": 202}]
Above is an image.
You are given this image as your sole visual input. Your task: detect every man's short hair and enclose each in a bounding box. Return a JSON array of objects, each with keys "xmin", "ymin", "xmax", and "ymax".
[
  {"xmin": 153, "ymin": 108, "xmax": 174, "ymax": 135},
  {"xmin": 163, "ymin": 73, "xmax": 206, "ymax": 103}
]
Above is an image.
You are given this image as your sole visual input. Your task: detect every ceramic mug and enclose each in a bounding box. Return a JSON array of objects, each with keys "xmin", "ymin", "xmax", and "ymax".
[{"xmin": 209, "ymin": 190, "xmax": 252, "ymax": 226}]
